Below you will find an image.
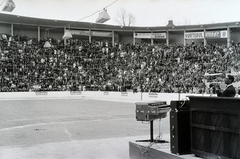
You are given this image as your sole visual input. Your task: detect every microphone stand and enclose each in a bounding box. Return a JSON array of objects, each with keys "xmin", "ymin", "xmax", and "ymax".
[{"xmin": 176, "ymin": 85, "xmax": 181, "ymax": 100}]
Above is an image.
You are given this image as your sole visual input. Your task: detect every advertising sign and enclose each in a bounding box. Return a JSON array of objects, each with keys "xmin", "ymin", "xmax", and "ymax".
[
  {"xmin": 70, "ymin": 30, "xmax": 113, "ymax": 37},
  {"xmin": 134, "ymin": 33, "xmax": 166, "ymax": 39},
  {"xmin": 70, "ymin": 30, "xmax": 90, "ymax": 36},
  {"xmin": 91, "ymin": 31, "xmax": 112, "ymax": 37},
  {"xmin": 152, "ymin": 33, "xmax": 167, "ymax": 39},
  {"xmin": 185, "ymin": 32, "xmax": 204, "ymax": 39},
  {"xmin": 205, "ymin": 30, "xmax": 228, "ymax": 38},
  {"xmin": 134, "ymin": 33, "xmax": 152, "ymax": 39}
]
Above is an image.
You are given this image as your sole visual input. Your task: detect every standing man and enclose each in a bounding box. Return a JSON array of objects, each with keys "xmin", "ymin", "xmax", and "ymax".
[{"xmin": 217, "ymin": 75, "xmax": 236, "ymax": 97}]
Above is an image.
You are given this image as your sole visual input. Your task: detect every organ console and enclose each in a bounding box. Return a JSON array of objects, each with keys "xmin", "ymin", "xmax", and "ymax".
[
  {"xmin": 136, "ymin": 100, "xmax": 170, "ymax": 121},
  {"xmin": 135, "ymin": 100, "xmax": 170, "ymax": 143}
]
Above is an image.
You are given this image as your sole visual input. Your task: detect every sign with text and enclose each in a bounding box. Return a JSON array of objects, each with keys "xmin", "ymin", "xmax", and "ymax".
[
  {"xmin": 205, "ymin": 30, "xmax": 228, "ymax": 38},
  {"xmin": 134, "ymin": 33, "xmax": 166, "ymax": 39},
  {"xmin": 70, "ymin": 30, "xmax": 90, "ymax": 36},
  {"xmin": 185, "ymin": 32, "xmax": 204, "ymax": 39},
  {"xmin": 91, "ymin": 31, "xmax": 112, "ymax": 37},
  {"xmin": 149, "ymin": 92, "xmax": 158, "ymax": 98},
  {"xmin": 35, "ymin": 91, "xmax": 48, "ymax": 95},
  {"xmin": 70, "ymin": 30, "xmax": 112, "ymax": 37},
  {"xmin": 134, "ymin": 33, "xmax": 151, "ymax": 38},
  {"xmin": 70, "ymin": 91, "xmax": 82, "ymax": 95},
  {"xmin": 152, "ymin": 33, "xmax": 167, "ymax": 39},
  {"xmin": 121, "ymin": 92, "xmax": 128, "ymax": 96},
  {"xmin": 104, "ymin": 91, "xmax": 109, "ymax": 95}
]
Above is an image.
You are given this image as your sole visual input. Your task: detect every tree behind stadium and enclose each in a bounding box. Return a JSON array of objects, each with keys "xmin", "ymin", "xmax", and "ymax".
[{"xmin": 115, "ymin": 8, "xmax": 136, "ymax": 26}]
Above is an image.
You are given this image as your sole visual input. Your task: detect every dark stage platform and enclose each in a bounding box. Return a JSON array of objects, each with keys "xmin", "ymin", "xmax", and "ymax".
[{"xmin": 129, "ymin": 141, "xmax": 201, "ymax": 159}]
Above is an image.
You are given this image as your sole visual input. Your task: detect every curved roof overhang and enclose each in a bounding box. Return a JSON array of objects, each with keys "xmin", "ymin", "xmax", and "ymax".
[{"xmin": 0, "ymin": 13, "xmax": 240, "ymax": 32}]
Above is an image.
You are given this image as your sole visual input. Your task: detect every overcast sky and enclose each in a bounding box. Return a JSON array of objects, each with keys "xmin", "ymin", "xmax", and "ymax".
[{"xmin": 1, "ymin": 0, "xmax": 240, "ymax": 26}]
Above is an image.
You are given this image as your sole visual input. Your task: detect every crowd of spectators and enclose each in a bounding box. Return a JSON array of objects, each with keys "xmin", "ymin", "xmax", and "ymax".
[{"xmin": 1, "ymin": 34, "xmax": 240, "ymax": 93}]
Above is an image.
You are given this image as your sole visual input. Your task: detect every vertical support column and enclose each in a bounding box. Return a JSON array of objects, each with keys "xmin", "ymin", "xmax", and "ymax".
[
  {"xmin": 38, "ymin": 26, "xmax": 40, "ymax": 42},
  {"xmin": 184, "ymin": 29, "xmax": 186, "ymax": 46},
  {"xmin": 63, "ymin": 27, "xmax": 66, "ymax": 48},
  {"xmin": 89, "ymin": 29, "xmax": 92, "ymax": 43},
  {"xmin": 45, "ymin": 29, "xmax": 46, "ymax": 39},
  {"xmin": 227, "ymin": 26, "xmax": 231, "ymax": 47},
  {"xmin": 204, "ymin": 28, "xmax": 207, "ymax": 46},
  {"xmin": 11, "ymin": 24, "xmax": 14, "ymax": 36},
  {"xmin": 45, "ymin": 29, "xmax": 49, "ymax": 39},
  {"xmin": 112, "ymin": 30, "xmax": 114, "ymax": 46},
  {"xmin": 166, "ymin": 30, "xmax": 169, "ymax": 46},
  {"xmin": 133, "ymin": 31, "xmax": 136, "ymax": 45},
  {"xmin": 150, "ymin": 121, "xmax": 154, "ymax": 142},
  {"xmin": 151, "ymin": 30, "xmax": 153, "ymax": 45}
]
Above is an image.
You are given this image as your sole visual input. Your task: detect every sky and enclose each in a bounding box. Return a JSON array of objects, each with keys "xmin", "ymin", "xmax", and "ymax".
[{"xmin": 1, "ymin": 0, "xmax": 240, "ymax": 27}]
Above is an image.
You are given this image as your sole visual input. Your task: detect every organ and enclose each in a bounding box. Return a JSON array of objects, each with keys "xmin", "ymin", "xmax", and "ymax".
[{"xmin": 135, "ymin": 100, "xmax": 170, "ymax": 143}]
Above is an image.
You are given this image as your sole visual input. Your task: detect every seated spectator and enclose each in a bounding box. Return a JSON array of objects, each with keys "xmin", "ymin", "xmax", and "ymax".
[{"xmin": 0, "ymin": 35, "xmax": 240, "ymax": 93}]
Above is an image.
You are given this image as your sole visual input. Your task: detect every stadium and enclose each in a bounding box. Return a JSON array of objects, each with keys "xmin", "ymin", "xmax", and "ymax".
[
  {"xmin": 1, "ymin": 13, "xmax": 240, "ymax": 93},
  {"xmin": 1, "ymin": 1, "xmax": 240, "ymax": 159}
]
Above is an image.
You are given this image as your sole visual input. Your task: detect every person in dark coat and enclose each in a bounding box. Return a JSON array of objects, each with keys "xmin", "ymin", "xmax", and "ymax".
[{"xmin": 217, "ymin": 75, "xmax": 236, "ymax": 97}]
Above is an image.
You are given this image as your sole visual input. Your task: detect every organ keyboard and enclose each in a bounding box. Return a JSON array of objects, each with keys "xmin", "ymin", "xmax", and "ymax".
[
  {"xmin": 135, "ymin": 100, "xmax": 170, "ymax": 143},
  {"xmin": 136, "ymin": 100, "xmax": 170, "ymax": 121}
]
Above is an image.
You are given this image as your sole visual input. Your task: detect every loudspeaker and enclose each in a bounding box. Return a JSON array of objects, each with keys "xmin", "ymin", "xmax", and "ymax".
[
  {"xmin": 96, "ymin": 10, "xmax": 110, "ymax": 23},
  {"xmin": 170, "ymin": 100, "xmax": 191, "ymax": 155},
  {"xmin": 62, "ymin": 30, "xmax": 72, "ymax": 40},
  {"xmin": 2, "ymin": 0, "xmax": 15, "ymax": 12}
]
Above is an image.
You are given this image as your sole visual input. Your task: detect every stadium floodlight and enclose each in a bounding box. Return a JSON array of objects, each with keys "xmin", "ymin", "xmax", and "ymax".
[
  {"xmin": 96, "ymin": 9, "xmax": 110, "ymax": 23},
  {"xmin": 62, "ymin": 30, "xmax": 72, "ymax": 40},
  {"xmin": 1, "ymin": 0, "xmax": 15, "ymax": 12}
]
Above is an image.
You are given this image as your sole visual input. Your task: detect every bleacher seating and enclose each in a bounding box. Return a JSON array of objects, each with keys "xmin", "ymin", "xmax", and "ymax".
[{"xmin": 0, "ymin": 34, "xmax": 240, "ymax": 93}]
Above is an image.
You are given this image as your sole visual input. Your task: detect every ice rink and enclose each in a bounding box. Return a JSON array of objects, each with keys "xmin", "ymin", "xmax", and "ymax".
[{"xmin": 0, "ymin": 97, "xmax": 170, "ymax": 159}]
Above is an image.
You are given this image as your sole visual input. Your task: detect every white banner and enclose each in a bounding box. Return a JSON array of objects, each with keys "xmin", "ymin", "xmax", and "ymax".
[
  {"xmin": 134, "ymin": 33, "xmax": 152, "ymax": 39},
  {"xmin": 91, "ymin": 31, "xmax": 112, "ymax": 37},
  {"xmin": 70, "ymin": 30, "xmax": 90, "ymax": 36},
  {"xmin": 152, "ymin": 33, "xmax": 167, "ymax": 39},
  {"xmin": 70, "ymin": 30, "xmax": 113, "ymax": 37},
  {"xmin": 185, "ymin": 32, "xmax": 204, "ymax": 39},
  {"xmin": 134, "ymin": 33, "xmax": 166, "ymax": 39}
]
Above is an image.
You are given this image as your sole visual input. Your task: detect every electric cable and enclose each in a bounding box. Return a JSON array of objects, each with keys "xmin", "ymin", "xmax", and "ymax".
[
  {"xmin": 43, "ymin": 0, "xmax": 119, "ymax": 32},
  {"xmin": 77, "ymin": 0, "xmax": 118, "ymax": 22}
]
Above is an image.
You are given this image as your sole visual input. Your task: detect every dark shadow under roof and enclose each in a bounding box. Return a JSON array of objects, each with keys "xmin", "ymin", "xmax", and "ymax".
[{"xmin": 0, "ymin": 13, "xmax": 240, "ymax": 32}]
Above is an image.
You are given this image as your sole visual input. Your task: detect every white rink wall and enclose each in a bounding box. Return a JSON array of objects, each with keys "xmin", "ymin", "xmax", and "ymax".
[{"xmin": 0, "ymin": 91, "xmax": 213, "ymax": 104}]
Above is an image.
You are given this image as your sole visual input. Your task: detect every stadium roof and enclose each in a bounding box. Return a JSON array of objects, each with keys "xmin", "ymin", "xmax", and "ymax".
[{"xmin": 0, "ymin": 13, "xmax": 240, "ymax": 32}]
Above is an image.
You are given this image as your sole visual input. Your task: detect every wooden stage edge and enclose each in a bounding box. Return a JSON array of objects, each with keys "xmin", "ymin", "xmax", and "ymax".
[{"xmin": 129, "ymin": 141, "xmax": 202, "ymax": 159}]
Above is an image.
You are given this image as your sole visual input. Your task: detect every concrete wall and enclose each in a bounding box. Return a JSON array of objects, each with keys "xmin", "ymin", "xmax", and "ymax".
[
  {"xmin": 231, "ymin": 29, "xmax": 240, "ymax": 44},
  {"xmin": 0, "ymin": 91, "xmax": 210, "ymax": 104},
  {"xmin": 119, "ymin": 35, "xmax": 133, "ymax": 44},
  {"xmin": 13, "ymin": 25, "xmax": 38, "ymax": 38},
  {"xmin": 169, "ymin": 32, "xmax": 184, "ymax": 44},
  {"xmin": 0, "ymin": 23, "xmax": 11, "ymax": 35}
]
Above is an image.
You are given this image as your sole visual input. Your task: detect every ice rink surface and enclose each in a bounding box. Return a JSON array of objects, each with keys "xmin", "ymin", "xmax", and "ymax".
[{"xmin": 0, "ymin": 98, "xmax": 170, "ymax": 159}]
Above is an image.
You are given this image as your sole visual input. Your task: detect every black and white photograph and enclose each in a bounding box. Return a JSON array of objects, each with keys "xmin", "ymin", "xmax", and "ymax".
[{"xmin": 0, "ymin": 0, "xmax": 240, "ymax": 159}]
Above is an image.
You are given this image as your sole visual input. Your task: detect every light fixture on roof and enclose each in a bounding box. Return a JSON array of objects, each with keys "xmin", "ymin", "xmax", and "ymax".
[
  {"xmin": 96, "ymin": 9, "xmax": 110, "ymax": 23},
  {"xmin": 62, "ymin": 29, "xmax": 72, "ymax": 40},
  {"xmin": 1, "ymin": 0, "xmax": 15, "ymax": 12}
]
